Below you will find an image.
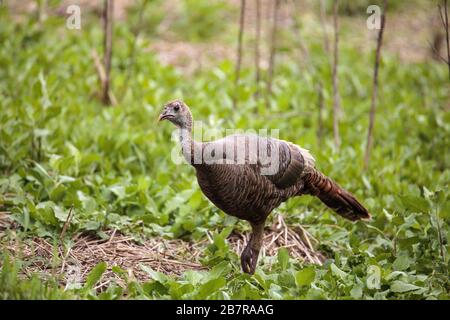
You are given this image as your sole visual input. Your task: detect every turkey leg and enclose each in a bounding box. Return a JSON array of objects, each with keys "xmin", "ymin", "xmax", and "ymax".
[{"xmin": 241, "ymin": 222, "xmax": 265, "ymax": 274}]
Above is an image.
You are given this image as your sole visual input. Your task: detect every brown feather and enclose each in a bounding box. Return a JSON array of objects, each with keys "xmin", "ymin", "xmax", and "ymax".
[{"xmin": 303, "ymin": 169, "xmax": 371, "ymax": 221}]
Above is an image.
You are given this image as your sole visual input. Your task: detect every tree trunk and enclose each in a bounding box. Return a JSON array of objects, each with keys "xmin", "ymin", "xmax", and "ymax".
[
  {"xmin": 332, "ymin": 0, "xmax": 341, "ymax": 149},
  {"xmin": 233, "ymin": 0, "xmax": 246, "ymax": 109},
  {"xmin": 267, "ymin": 0, "xmax": 281, "ymax": 96},
  {"xmin": 319, "ymin": 0, "xmax": 330, "ymax": 56},
  {"xmin": 364, "ymin": 0, "xmax": 387, "ymax": 169},
  {"xmin": 102, "ymin": 0, "xmax": 114, "ymax": 105},
  {"xmin": 438, "ymin": 0, "xmax": 450, "ymax": 82},
  {"xmin": 254, "ymin": 0, "xmax": 261, "ymax": 102},
  {"xmin": 120, "ymin": 0, "xmax": 149, "ymax": 100},
  {"xmin": 317, "ymin": 82, "xmax": 325, "ymax": 148}
]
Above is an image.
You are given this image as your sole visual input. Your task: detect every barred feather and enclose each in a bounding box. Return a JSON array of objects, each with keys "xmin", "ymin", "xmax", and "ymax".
[{"xmin": 303, "ymin": 169, "xmax": 371, "ymax": 221}]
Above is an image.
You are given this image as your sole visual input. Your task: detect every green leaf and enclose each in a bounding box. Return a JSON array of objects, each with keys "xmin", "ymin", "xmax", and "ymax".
[
  {"xmin": 399, "ymin": 195, "xmax": 430, "ymax": 213},
  {"xmin": 390, "ymin": 280, "xmax": 421, "ymax": 293},
  {"xmin": 439, "ymin": 200, "xmax": 450, "ymax": 219},
  {"xmin": 277, "ymin": 248, "xmax": 289, "ymax": 270},
  {"xmin": 109, "ymin": 185, "xmax": 126, "ymax": 199},
  {"xmin": 35, "ymin": 201, "xmax": 58, "ymax": 225},
  {"xmin": 207, "ymin": 261, "xmax": 231, "ymax": 280},
  {"xmin": 350, "ymin": 282, "xmax": 363, "ymax": 299},
  {"xmin": 392, "ymin": 254, "xmax": 411, "ymax": 271},
  {"xmin": 295, "ymin": 267, "xmax": 315, "ymax": 287},
  {"xmin": 268, "ymin": 283, "xmax": 283, "ymax": 299},
  {"xmin": 330, "ymin": 263, "xmax": 348, "ymax": 280},
  {"xmin": 140, "ymin": 264, "xmax": 167, "ymax": 283},
  {"xmin": 53, "ymin": 205, "xmax": 68, "ymax": 222},
  {"xmin": 83, "ymin": 221, "xmax": 101, "ymax": 231},
  {"xmin": 84, "ymin": 262, "xmax": 107, "ymax": 290},
  {"xmin": 58, "ymin": 175, "xmax": 76, "ymax": 184},
  {"xmin": 197, "ymin": 278, "xmax": 226, "ymax": 299},
  {"xmin": 219, "ymin": 226, "xmax": 234, "ymax": 239},
  {"xmin": 33, "ymin": 162, "xmax": 52, "ymax": 180}
]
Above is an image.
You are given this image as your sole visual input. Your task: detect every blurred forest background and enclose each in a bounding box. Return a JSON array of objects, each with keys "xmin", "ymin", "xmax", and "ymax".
[{"xmin": 0, "ymin": 0, "xmax": 449, "ymax": 299}]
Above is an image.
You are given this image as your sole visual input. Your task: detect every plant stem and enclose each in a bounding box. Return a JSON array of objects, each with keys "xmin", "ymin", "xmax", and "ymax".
[
  {"xmin": 364, "ymin": 0, "xmax": 387, "ymax": 169},
  {"xmin": 332, "ymin": 0, "xmax": 341, "ymax": 150},
  {"xmin": 267, "ymin": 0, "xmax": 281, "ymax": 96},
  {"xmin": 233, "ymin": 0, "xmax": 246, "ymax": 109},
  {"xmin": 102, "ymin": 0, "xmax": 114, "ymax": 105},
  {"xmin": 254, "ymin": 0, "xmax": 261, "ymax": 102}
]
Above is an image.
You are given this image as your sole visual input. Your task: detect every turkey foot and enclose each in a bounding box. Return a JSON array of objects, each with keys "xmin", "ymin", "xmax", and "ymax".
[
  {"xmin": 240, "ymin": 245, "xmax": 260, "ymax": 274},
  {"xmin": 240, "ymin": 222, "xmax": 265, "ymax": 274}
]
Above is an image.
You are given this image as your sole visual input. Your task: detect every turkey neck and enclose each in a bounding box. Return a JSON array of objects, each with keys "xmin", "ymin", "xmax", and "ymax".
[{"xmin": 179, "ymin": 113, "xmax": 201, "ymax": 165}]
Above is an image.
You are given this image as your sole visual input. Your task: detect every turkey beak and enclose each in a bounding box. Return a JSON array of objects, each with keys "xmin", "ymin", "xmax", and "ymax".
[{"xmin": 158, "ymin": 110, "xmax": 172, "ymax": 122}]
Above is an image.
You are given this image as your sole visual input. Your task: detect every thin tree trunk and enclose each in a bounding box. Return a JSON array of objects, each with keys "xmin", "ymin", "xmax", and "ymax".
[
  {"xmin": 332, "ymin": 0, "xmax": 341, "ymax": 149},
  {"xmin": 430, "ymin": 31, "xmax": 444, "ymax": 62},
  {"xmin": 446, "ymin": 1, "xmax": 450, "ymax": 82},
  {"xmin": 233, "ymin": 0, "xmax": 246, "ymax": 109},
  {"xmin": 317, "ymin": 82, "xmax": 325, "ymax": 147},
  {"xmin": 319, "ymin": 0, "xmax": 330, "ymax": 56},
  {"xmin": 267, "ymin": 0, "xmax": 281, "ymax": 96},
  {"xmin": 435, "ymin": 211, "xmax": 445, "ymax": 261},
  {"xmin": 38, "ymin": 0, "xmax": 47, "ymax": 25},
  {"xmin": 120, "ymin": 0, "xmax": 149, "ymax": 100},
  {"xmin": 438, "ymin": 0, "xmax": 450, "ymax": 82},
  {"xmin": 254, "ymin": 0, "xmax": 261, "ymax": 102},
  {"xmin": 290, "ymin": 0, "xmax": 310, "ymax": 66},
  {"xmin": 364, "ymin": 0, "xmax": 387, "ymax": 169},
  {"xmin": 102, "ymin": 0, "xmax": 114, "ymax": 105},
  {"xmin": 59, "ymin": 205, "xmax": 74, "ymax": 240}
]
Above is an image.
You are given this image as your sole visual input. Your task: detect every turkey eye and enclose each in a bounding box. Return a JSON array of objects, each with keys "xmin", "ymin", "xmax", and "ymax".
[{"xmin": 174, "ymin": 105, "xmax": 180, "ymax": 112}]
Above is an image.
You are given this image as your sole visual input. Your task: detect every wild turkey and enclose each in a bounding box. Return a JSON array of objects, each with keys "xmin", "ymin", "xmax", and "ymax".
[{"xmin": 159, "ymin": 100, "xmax": 370, "ymax": 274}]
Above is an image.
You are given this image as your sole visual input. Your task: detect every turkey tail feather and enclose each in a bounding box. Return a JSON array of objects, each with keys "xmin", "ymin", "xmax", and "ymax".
[{"xmin": 304, "ymin": 169, "xmax": 371, "ymax": 221}]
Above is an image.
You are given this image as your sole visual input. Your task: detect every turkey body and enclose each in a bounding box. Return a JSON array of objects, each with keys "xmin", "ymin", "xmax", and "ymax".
[
  {"xmin": 159, "ymin": 100, "xmax": 370, "ymax": 274},
  {"xmin": 194, "ymin": 134, "xmax": 307, "ymax": 224},
  {"xmin": 196, "ymin": 163, "xmax": 286, "ymax": 223}
]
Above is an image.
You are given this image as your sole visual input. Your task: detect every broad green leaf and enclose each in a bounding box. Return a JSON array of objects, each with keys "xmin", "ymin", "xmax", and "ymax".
[
  {"xmin": 197, "ymin": 278, "xmax": 226, "ymax": 299},
  {"xmin": 392, "ymin": 254, "xmax": 411, "ymax": 271},
  {"xmin": 53, "ymin": 205, "xmax": 69, "ymax": 222},
  {"xmin": 350, "ymin": 282, "xmax": 363, "ymax": 299},
  {"xmin": 390, "ymin": 281, "xmax": 422, "ymax": 293},
  {"xmin": 140, "ymin": 264, "xmax": 167, "ymax": 283},
  {"xmin": 330, "ymin": 263, "xmax": 348, "ymax": 280},
  {"xmin": 277, "ymin": 248, "xmax": 289, "ymax": 270},
  {"xmin": 84, "ymin": 262, "xmax": 107, "ymax": 290},
  {"xmin": 295, "ymin": 267, "xmax": 315, "ymax": 287},
  {"xmin": 109, "ymin": 185, "xmax": 126, "ymax": 199},
  {"xmin": 399, "ymin": 195, "xmax": 430, "ymax": 213}
]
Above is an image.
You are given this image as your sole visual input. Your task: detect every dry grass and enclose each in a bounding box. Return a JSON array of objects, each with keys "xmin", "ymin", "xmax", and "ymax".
[
  {"xmin": 229, "ymin": 214, "xmax": 325, "ymax": 265},
  {"xmin": 0, "ymin": 212, "xmax": 324, "ymax": 289}
]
